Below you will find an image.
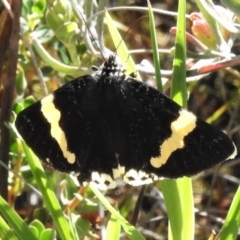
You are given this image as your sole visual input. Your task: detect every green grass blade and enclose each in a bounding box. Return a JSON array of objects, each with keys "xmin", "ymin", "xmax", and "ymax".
[
  {"xmin": 147, "ymin": 0, "xmax": 162, "ymax": 91},
  {"xmin": 160, "ymin": 0, "xmax": 194, "ymax": 239},
  {"xmin": 170, "ymin": 4, "xmax": 187, "ymax": 105},
  {"xmin": 89, "ymin": 184, "xmax": 145, "ymax": 240},
  {"xmin": 106, "ymin": 212, "xmax": 121, "ymax": 240},
  {"xmin": 0, "ymin": 215, "xmax": 18, "ymax": 240},
  {"xmin": 219, "ymin": 185, "xmax": 240, "ymax": 240},
  {"xmin": 0, "ymin": 196, "xmax": 37, "ymax": 240},
  {"xmin": 22, "ymin": 142, "xmax": 75, "ymax": 240}
]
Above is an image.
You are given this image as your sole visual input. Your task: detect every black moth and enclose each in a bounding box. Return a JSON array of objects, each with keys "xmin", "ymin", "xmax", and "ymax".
[{"xmin": 15, "ymin": 55, "xmax": 237, "ymax": 190}]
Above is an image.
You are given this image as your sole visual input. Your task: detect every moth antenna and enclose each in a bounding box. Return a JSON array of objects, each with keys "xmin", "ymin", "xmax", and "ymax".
[
  {"xmin": 110, "ymin": 15, "xmax": 148, "ymax": 74},
  {"xmin": 71, "ymin": 1, "xmax": 144, "ymax": 65},
  {"xmin": 70, "ymin": 0, "xmax": 109, "ymax": 61},
  {"xmin": 115, "ymin": 15, "xmax": 147, "ymax": 55}
]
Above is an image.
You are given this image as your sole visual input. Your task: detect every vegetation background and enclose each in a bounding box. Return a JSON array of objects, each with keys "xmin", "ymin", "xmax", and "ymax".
[{"xmin": 0, "ymin": 0, "xmax": 240, "ymax": 239}]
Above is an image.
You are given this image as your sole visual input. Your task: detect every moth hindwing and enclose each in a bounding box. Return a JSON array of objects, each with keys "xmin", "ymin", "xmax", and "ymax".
[{"xmin": 15, "ymin": 55, "xmax": 237, "ymax": 190}]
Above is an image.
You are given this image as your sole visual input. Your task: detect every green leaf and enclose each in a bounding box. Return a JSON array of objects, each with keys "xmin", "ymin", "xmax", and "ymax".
[
  {"xmin": 55, "ymin": 22, "xmax": 78, "ymax": 46},
  {"xmin": 31, "ymin": 38, "xmax": 81, "ymax": 76},
  {"xmin": 29, "ymin": 226, "xmax": 39, "ymax": 238},
  {"xmin": 32, "ymin": 25, "xmax": 55, "ymax": 43},
  {"xmin": 195, "ymin": 0, "xmax": 238, "ymax": 51},
  {"xmin": 32, "ymin": 0, "xmax": 46, "ymax": 14},
  {"xmin": 15, "ymin": 67, "xmax": 27, "ymax": 95},
  {"xmin": 45, "ymin": 0, "xmax": 72, "ymax": 31},
  {"xmin": 0, "ymin": 196, "xmax": 37, "ymax": 240},
  {"xmin": 30, "ymin": 220, "xmax": 45, "ymax": 235},
  {"xmin": 39, "ymin": 229, "xmax": 55, "ymax": 240},
  {"xmin": 221, "ymin": 0, "xmax": 240, "ymax": 16},
  {"xmin": 75, "ymin": 217, "xmax": 91, "ymax": 239}
]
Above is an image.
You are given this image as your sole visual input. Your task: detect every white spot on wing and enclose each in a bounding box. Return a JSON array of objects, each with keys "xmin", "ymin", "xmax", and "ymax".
[
  {"xmin": 41, "ymin": 94, "xmax": 76, "ymax": 164},
  {"xmin": 90, "ymin": 172, "xmax": 116, "ymax": 190},
  {"xmin": 151, "ymin": 109, "xmax": 196, "ymax": 168},
  {"xmin": 123, "ymin": 169, "xmax": 158, "ymax": 186}
]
